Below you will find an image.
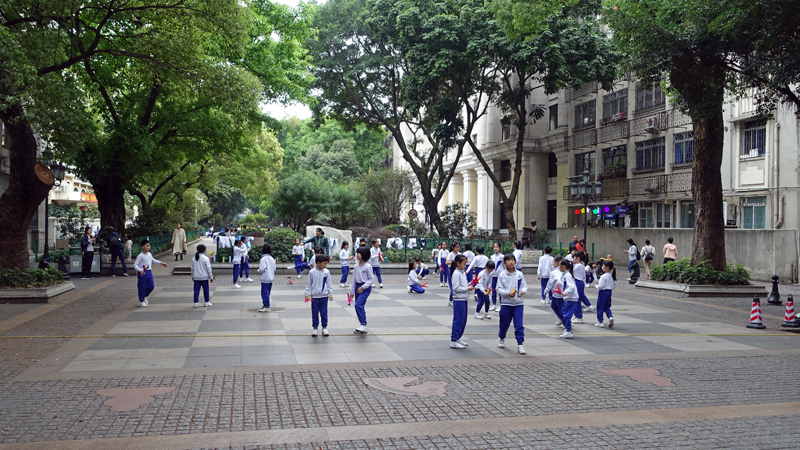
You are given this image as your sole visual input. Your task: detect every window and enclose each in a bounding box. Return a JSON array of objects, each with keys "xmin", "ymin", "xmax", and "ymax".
[
  {"xmin": 635, "ymin": 137, "xmax": 665, "ymax": 172},
  {"xmin": 602, "ymin": 88, "xmax": 628, "ymax": 123},
  {"xmin": 574, "ymin": 151, "xmax": 595, "ymax": 176},
  {"xmin": 73, "ymin": 187, "xmax": 79, "ymax": 192},
  {"xmin": 601, "ymin": 145, "xmax": 627, "ymax": 176},
  {"xmin": 740, "ymin": 119, "xmax": 767, "ymax": 159},
  {"xmin": 680, "ymin": 201, "xmax": 694, "ymax": 228},
  {"xmin": 573, "ymin": 100, "xmax": 596, "ymax": 132},
  {"xmin": 500, "ymin": 160, "xmax": 512, "ymax": 182},
  {"xmin": 501, "ymin": 124, "xmax": 511, "ymax": 141},
  {"xmin": 742, "ymin": 196, "xmax": 766, "ymax": 229},
  {"xmin": 471, "ymin": 133, "xmax": 478, "ymax": 145},
  {"xmin": 674, "ymin": 131, "xmax": 694, "ymax": 166},
  {"xmin": 639, "ymin": 202, "xmax": 672, "ymax": 228},
  {"xmin": 548, "ymin": 105, "xmax": 558, "ymax": 131},
  {"xmin": 548, "ymin": 152, "xmax": 558, "ymax": 178},
  {"xmin": 635, "ymin": 83, "xmax": 666, "ymax": 112}
]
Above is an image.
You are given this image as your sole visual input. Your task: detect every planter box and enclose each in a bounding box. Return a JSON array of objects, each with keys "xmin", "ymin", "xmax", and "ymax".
[
  {"xmin": 0, "ymin": 282, "xmax": 76, "ymax": 303},
  {"xmin": 635, "ymin": 280, "xmax": 767, "ymax": 298}
]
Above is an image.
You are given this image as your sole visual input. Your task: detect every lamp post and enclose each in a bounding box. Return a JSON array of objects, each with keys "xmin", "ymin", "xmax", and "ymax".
[
  {"xmin": 40, "ymin": 144, "xmax": 66, "ymax": 267},
  {"xmin": 569, "ymin": 169, "xmax": 602, "ymax": 254},
  {"xmin": 410, "ymin": 193, "xmax": 417, "ymax": 208}
]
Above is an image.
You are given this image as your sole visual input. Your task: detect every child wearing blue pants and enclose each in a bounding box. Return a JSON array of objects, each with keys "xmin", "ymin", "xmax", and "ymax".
[
  {"xmin": 473, "ymin": 260, "xmax": 495, "ymax": 319},
  {"xmin": 305, "ymin": 255, "xmax": 333, "ymax": 337},
  {"xmin": 544, "ymin": 256, "xmax": 564, "ymax": 327},
  {"xmin": 292, "ymin": 239, "xmax": 306, "ymax": 278},
  {"xmin": 446, "ymin": 242, "xmax": 460, "ymax": 307},
  {"xmin": 408, "ymin": 261, "xmax": 425, "ymax": 294},
  {"xmin": 369, "ymin": 240, "xmax": 384, "ymax": 288},
  {"xmin": 537, "ymin": 246, "xmax": 554, "ymax": 305},
  {"xmin": 462, "ymin": 243, "xmax": 475, "ymax": 282},
  {"xmin": 415, "ymin": 258, "xmax": 430, "ymax": 279},
  {"xmin": 339, "ymin": 241, "xmax": 351, "ymax": 287},
  {"xmin": 449, "ymin": 255, "xmax": 473, "ymax": 348},
  {"xmin": 232, "ymin": 240, "xmax": 248, "ymax": 289},
  {"xmin": 190, "ymin": 244, "xmax": 214, "ymax": 308},
  {"xmin": 489, "ymin": 242, "xmax": 504, "ymax": 310},
  {"xmin": 557, "ymin": 259, "xmax": 580, "ymax": 339},
  {"xmin": 594, "ymin": 260, "xmax": 616, "ymax": 328},
  {"xmin": 352, "ymin": 247, "xmax": 374, "ymax": 333},
  {"xmin": 496, "ymin": 254, "xmax": 528, "ymax": 354},
  {"xmin": 571, "ymin": 252, "xmax": 591, "ymax": 324},
  {"xmin": 438, "ymin": 242, "xmax": 448, "ymax": 286},
  {"xmin": 258, "ymin": 244, "xmax": 276, "ymax": 312},
  {"xmin": 133, "ymin": 240, "xmax": 167, "ymax": 307}
]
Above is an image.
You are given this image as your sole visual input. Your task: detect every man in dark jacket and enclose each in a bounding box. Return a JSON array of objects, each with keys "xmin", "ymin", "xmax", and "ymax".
[
  {"xmin": 104, "ymin": 226, "xmax": 128, "ymax": 277},
  {"xmin": 303, "ymin": 228, "xmax": 330, "ymax": 255}
]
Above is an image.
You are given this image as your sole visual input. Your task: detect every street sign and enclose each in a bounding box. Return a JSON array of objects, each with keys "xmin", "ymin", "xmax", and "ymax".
[{"xmin": 408, "ymin": 209, "xmax": 418, "ymax": 219}]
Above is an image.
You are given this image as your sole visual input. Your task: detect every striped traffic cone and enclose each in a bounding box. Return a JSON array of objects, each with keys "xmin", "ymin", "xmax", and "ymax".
[
  {"xmin": 747, "ymin": 295, "xmax": 767, "ymax": 329},
  {"xmin": 782, "ymin": 294, "xmax": 799, "ymax": 328}
]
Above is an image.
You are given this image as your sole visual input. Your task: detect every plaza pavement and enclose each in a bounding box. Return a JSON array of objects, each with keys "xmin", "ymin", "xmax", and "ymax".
[{"xmin": 0, "ymin": 238, "xmax": 799, "ymax": 449}]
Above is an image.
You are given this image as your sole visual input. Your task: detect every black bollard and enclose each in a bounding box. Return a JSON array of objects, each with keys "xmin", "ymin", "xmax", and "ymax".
[{"xmin": 767, "ymin": 275, "xmax": 783, "ymax": 305}]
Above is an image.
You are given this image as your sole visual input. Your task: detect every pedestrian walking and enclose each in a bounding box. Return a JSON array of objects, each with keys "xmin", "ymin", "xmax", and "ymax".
[
  {"xmin": 623, "ymin": 238, "xmax": 639, "ymax": 273},
  {"xmin": 432, "ymin": 243, "xmax": 441, "ymax": 276},
  {"xmin": 104, "ymin": 226, "xmax": 128, "ymax": 277},
  {"xmin": 544, "ymin": 256, "xmax": 565, "ymax": 328},
  {"xmin": 496, "ymin": 253, "xmax": 528, "ymax": 355},
  {"xmin": 339, "ymin": 241, "xmax": 352, "ymax": 288},
  {"xmin": 134, "ymin": 239, "xmax": 167, "ymax": 307},
  {"xmin": 449, "ymin": 255, "xmax": 473, "ymax": 349},
  {"xmin": 80, "ymin": 226, "xmax": 95, "ymax": 279},
  {"xmin": 232, "ymin": 239, "xmax": 248, "ymax": 289},
  {"xmin": 352, "ymin": 246, "xmax": 374, "ymax": 334},
  {"xmin": 473, "ymin": 260, "xmax": 495, "ymax": 320},
  {"xmin": 258, "ymin": 244, "xmax": 276, "ymax": 312},
  {"xmin": 594, "ymin": 260, "xmax": 616, "ymax": 328},
  {"xmin": 171, "ymin": 222, "xmax": 187, "ymax": 261},
  {"xmin": 663, "ymin": 237, "xmax": 678, "ymax": 264},
  {"xmin": 305, "ymin": 255, "xmax": 333, "ymax": 337},
  {"xmin": 125, "ymin": 237, "xmax": 133, "ymax": 261},
  {"xmin": 558, "ymin": 259, "xmax": 579, "ymax": 339},
  {"xmin": 574, "ymin": 252, "xmax": 594, "ymax": 319},
  {"xmin": 190, "ymin": 244, "xmax": 213, "ymax": 308},
  {"xmin": 369, "ymin": 240, "xmax": 384, "ymax": 288},
  {"xmin": 512, "ymin": 240, "xmax": 523, "ymax": 273},
  {"xmin": 408, "ymin": 261, "xmax": 425, "ymax": 294},
  {"xmin": 537, "ymin": 245, "xmax": 554, "ymax": 304},
  {"xmin": 489, "ymin": 242, "xmax": 504, "ymax": 310},
  {"xmin": 640, "ymin": 239, "xmax": 656, "ymax": 279}
]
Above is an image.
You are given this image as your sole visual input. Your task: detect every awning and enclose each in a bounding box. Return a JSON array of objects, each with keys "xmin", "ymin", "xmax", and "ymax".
[{"xmin": 558, "ymin": 203, "xmax": 587, "ymax": 209}]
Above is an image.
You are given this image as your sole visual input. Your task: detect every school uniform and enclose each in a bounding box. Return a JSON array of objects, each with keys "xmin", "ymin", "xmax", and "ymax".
[
  {"xmin": 467, "ymin": 254, "xmax": 489, "ymax": 282},
  {"xmin": 339, "ymin": 248, "xmax": 351, "ymax": 284},
  {"xmin": 258, "ymin": 254, "xmax": 276, "ymax": 308},
  {"xmin": 416, "ymin": 262, "xmax": 430, "ymax": 279},
  {"xmin": 438, "ymin": 248, "xmax": 449, "ymax": 283},
  {"xmin": 585, "ymin": 268, "xmax": 595, "ymax": 285},
  {"xmin": 292, "ymin": 245, "xmax": 305, "ymax": 276},
  {"xmin": 446, "ymin": 250, "xmax": 458, "ymax": 303},
  {"xmin": 432, "ymin": 249, "xmax": 440, "ymax": 275},
  {"xmin": 537, "ymin": 253, "xmax": 554, "ymax": 300},
  {"xmin": 463, "ymin": 250, "xmax": 475, "ymax": 281},
  {"xmin": 474, "ymin": 271, "xmax": 492, "ymax": 314},
  {"xmin": 573, "ymin": 262, "xmax": 592, "ymax": 316},
  {"xmin": 369, "ymin": 246, "xmax": 383, "ymax": 284},
  {"xmin": 560, "ymin": 272, "xmax": 580, "ymax": 333},
  {"xmin": 450, "ymin": 268, "xmax": 470, "ymax": 342},
  {"xmin": 133, "ymin": 252, "xmax": 162, "ymax": 304},
  {"xmin": 190, "ymin": 254, "xmax": 213, "ymax": 304},
  {"xmin": 512, "ymin": 248, "xmax": 523, "ymax": 272},
  {"xmin": 497, "ymin": 269, "xmax": 528, "ymax": 345},
  {"xmin": 305, "ymin": 267, "xmax": 332, "ymax": 329},
  {"xmin": 408, "ymin": 270, "xmax": 425, "ymax": 293},
  {"xmin": 490, "ymin": 253, "xmax": 504, "ymax": 306},
  {"xmin": 351, "ymin": 263, "xmax": 374, "ymax": 327},
  {"xmin": 232, "ymin": 245, "xmax": 248, "ymax": 284},
  {"xmin": 544, "ymin": 268, "xmax": 564, "ymax": 324},
  {"xmin": 596, "ymin": 272, "xmax": 616, "ymax": 324}
]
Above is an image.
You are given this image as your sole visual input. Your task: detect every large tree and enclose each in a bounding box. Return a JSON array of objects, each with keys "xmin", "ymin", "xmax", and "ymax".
[{"xmin": 361, "ymin": 169, "xmax": 412, "ymax": 225}]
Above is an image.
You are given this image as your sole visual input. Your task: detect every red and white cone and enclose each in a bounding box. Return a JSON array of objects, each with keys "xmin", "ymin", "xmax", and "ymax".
[
  {"xmin": 747, "ymin": 295, "xmax": 767, "ymax": 329},
  {"xmin": 782, "ymin": 294, "xmax": 799, "ymax": 328}
]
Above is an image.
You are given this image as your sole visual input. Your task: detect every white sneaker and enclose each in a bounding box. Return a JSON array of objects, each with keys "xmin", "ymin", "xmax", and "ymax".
[
  {"xmin": 589, "ymin": 305, "xmax": 597, "ymax": 311},
  {"xmin": 344, "ymin": 283, "xmax": 349, "ymax": 287},
  {"xmin": 204, "ymin": 302, "xmax": 212, "ymax": 307},
  {"xmin": 450, "ymin": 341, "xmax": 466, "ymax": 349},
  {"xmin": 608, "ymin": 317, "xmax": 614, "ymax": 328},
  {"xmin": 112, "ymin": 275, "xmax": 116, "ymax": 278},
  {"xmin": 540, "ymin": 299, "xmax": 546, "ymax": 305},
  {"xmin": 233, "ymin": 284, "xmax": 242, "ymax": 289},
  {"xmin": 518, "ymin": 345, "xmax": 526, "ymax": 355},
  {"xmin": 245, "ymin": 278, "xmax": 254, "ymax": 282},
  {"xmin": 448, "ymin": 301, "xmax": 453, "ymax": 307},
  {"xmin": 340, "ymin": 283, "xmax": 347, "ymax": 288},
  {"xmin": 474, "ymin": 312, "xmax": 483, "ymax": 319},
  {"xmin": 297, "ymin": 274, "xmax": 301, "ymax": 279},
  {"xmin": 582, "ymin": 305, "xmax": 590, "ymax": 312},
  {"xmin": 484, "ymin": 313, "xmax": 491, "ymax": 319},
  {"xmin": 555, "ymin": 320, "xmax": 563, "ymax": 326},
  {"xmin": 559, "ymin": 331, "xmax": 574, "ymax": 339},
  {"xmin": 194, "ymin": 303, "xmax": 200, "ymax": 308},
  {"xmin": 259, "ymin": 307, "xmax": 270, "ymax": 312},
  {"xmin": 456, "ymin": 339, "xmax": 469, "ymax": 347},
  {"xmin": 139, "ymin": 301, "xmax": 148, "ymax": 307},
  {"xmin": 311, "ymin": 328, "xmax": 318, "ymax": 337},
  {"xmin": 322, "ymin": 328, "xmax": 329, "ymax": 336},
  {"xmin": 379, "ymin": 283, "xmax": 383, "ymax": 288},
  {"xmin": 407, "ymin": 286, "xmax": 412, "ymax": 293},
  {"xmin": 354, "ymin": 325, "xmax": 368, "ymax": 334},
  {"xmin": 594, "ymin": 322, "xmax": 604, "ymax": 328},
  {"xmin": 489, "ymin": 305, "xmax": 497, "ymax": 311},
  {"xmin": 497, "ymin": 338, "xmax": 505, "ymax": 348},
  {"xmin": 144, "ymin": 298, "xmax": 149, "ymax": 306},
  {"xmin": 572, "ymin": 317, "xmax": 584, "ymax": 324},
  {"xmin": 440, "ymin": 283, "xmax": 445, "ymax": 287}
]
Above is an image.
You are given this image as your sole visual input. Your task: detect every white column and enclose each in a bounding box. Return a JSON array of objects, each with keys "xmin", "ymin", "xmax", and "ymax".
[{"xmin": 477, "ymin": 172, "xmax": 488, "ymax": 229}]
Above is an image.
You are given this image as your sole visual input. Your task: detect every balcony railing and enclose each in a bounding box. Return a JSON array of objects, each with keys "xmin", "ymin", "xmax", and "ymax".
[
  {"xmin": 565, "ymin": 81, "xmax": 599, "ymax": 103},
  {"xmin": 564, "ymin": 128, "xmax": 597, "ymax": 151},
  {"xmin": 597, "ymin": 120, "xmax": 630, "ymax": 144},
  {"xmin": 632, "ymin": 111, "xmax": 668, "ymax": 135},
  {"xmin": 562, "ymin": 172, "xmax": 692, "ymax": 201}
]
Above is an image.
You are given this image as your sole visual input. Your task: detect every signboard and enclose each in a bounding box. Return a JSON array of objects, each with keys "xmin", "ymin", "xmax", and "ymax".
[
  {"xmin": 81, "ymin": 193, "xmax": 98, "ymax": 203},
  {"xmin": 617, "ymin": 206, "xmax": 628, "ymax": 216},
  {"xmin": 408, "ymin": 209, "xmax": 418, "ymax": 219}
]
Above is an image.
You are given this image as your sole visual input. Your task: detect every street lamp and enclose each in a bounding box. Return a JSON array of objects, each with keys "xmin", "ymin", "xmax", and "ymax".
[
  {"xmin": 410, "ymin": 193, "xmax": 417, "ymax": 208},
  {"xmin": 40, "ymin": 144, "xmax": 66, "ymax": 267},
  {"xmin": 146, "ymin": 187, "xmax": 153, "ymax": 198},
  {"xmin": 569, "ymin": 168, "xmax": 602, "ymax": 256}
]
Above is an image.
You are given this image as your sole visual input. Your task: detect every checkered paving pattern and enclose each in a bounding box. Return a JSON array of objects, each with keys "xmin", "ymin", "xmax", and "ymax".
[{"xmin": 57, "ymin": 281, "xmax": 796, "ymax": 373}]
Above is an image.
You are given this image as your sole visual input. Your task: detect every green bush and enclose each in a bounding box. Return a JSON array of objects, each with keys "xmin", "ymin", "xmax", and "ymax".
[
  {"xmin": 264, "ymin": 228, "xmax": 301, "ymax": 263},
  {"xmin": 649, "ymin": 258, "xmax": 751, "ymax": 285},
  {"xmin": 35, "ymin": 249, "xmax": 70, "ymax": 263},
  {"xmin": 0, "ymin": 267, "xmax": 64, "ymax": 289}
]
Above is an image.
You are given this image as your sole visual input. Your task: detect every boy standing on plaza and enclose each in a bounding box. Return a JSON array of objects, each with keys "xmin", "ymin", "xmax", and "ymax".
[{"xmin": 305, "ymin": 255, "xmax": 333, "ymax": 337}]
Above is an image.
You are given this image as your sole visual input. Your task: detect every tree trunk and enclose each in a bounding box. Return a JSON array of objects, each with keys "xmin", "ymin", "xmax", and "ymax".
[
  {"xmin": 0, "ymin": 106, "xmax": 53, "ymax": 270},
  {"xmin": 93, "ymin": 172, "xmax": 127, "ymax": 236},
  {"xmin": 689, "ymin": 112, "xmax": 726, "ymax": 270}
]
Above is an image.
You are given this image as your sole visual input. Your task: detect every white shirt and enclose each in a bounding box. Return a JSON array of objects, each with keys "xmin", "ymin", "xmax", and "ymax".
[
  {"xmin": 450, "ymin": 268, "xmax": 469, "ymax": 301},
  {"xmin": 463, "ymin": 251, "xmax": 475, "ymax": 264},
  {"xmin": 597, "ymin": 272, "xmax": 616, "ymax": 290},
  {"xmin": 258, "ymin": 254, "xmax": 276, "ymax": 283},
  {"xmin": 304, "ymin": 268, "xmax": 332, "ymax": 298},
  {"xmin": 573, "ymin": 263, "xmax": 586, "ymax": 284},
  {"xmin": 474, "ymin": 271, "xmax": 490, "ymax": 293},
  {"xmin": 641, "ymin": 245, "xmax": 656, "ymax": 259},
  {"xmin": 233, "ymin": 245, "xmax": 248, "ymax": 264},
  {"xmin": 351, "ymin": 263, "xmax": 374, "ymax": 295},
  {"xmin": 566, "ymin": 254, "xmax": 573, "ymax": 262},
  {"xmin": 544, "ymin": 268, "xmax": 564, "ymax": 298},
  {"xmin": 490, "ymin": 253, "xmax": 505, "ymax": 277},
  {"xmin": 628, "ymin": 245, "xmax": 638, "ymax": 261},
  {"xmin": 339, "ymin": 248, "xmax": 351, "ymax": 266},
  {"xmin": 537, "ymin": 254, "xmax": 554, "ymax": 278},
  {"xmin": 467, "ymin": 254, "xmax": 489, "ymax": 274},
  {"xmin": 191, "ymin": 254, "xmax": 213, "ymax": 281},
  {"xmin": 408, "ymin": 269, "xmax": 420, "ymax": 286},
  {"xmin": 560, "ymin": 272, "xmax": 579, "ymax": 301},
  {"xmin": 416, "ymin": 262, "xmax": 428, "ymax": 275},
  {"xmin": 438, "ymin": 248, "xmax": 448, "ymax": 259},
  {"xmin": 446, "ymin": 251, "xmax": 458, "ymax": 264},
  {"xmin": 369, "ymin": 246, "xmax": 382, "ymax": 267},
  {"xmin": 292, "ymin": 245, "xmax": 305, "ymax": 257},
  {"xmin": 512, "ymin": 249, "xmax": 523, "ymax": 270},
  {"xmin": 496, "ymin": 269, "xmax": 527, "ymax": 306},
  {"xmin": 134, "ymin": 252, "xmax": 161, "ymax": 272}
]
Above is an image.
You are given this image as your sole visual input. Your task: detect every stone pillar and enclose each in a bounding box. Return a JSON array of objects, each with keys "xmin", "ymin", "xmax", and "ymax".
[
  {"xmin": 524, "ymin": 152, "xmax": 550, "ymax": 232},
  {"xmin": 463, "ymin": 170, "xmax": 478, "ymax": 214},
  {"xmin": 449, "ymin": 173, "xmax": 463, "ymax": 207}
]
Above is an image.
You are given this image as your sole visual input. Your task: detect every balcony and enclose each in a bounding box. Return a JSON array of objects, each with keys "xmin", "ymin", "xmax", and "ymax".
[
  {"xmin": 562, "ymin": 172, "xmax": 692, "ymax": 201},
  {"xmin": 597, "ymin": 120, "xmax": 630, "ymax": 144},
  {"xmin": 631, "ymin": 111, "xmax": 668, "ymax": 135},
  {"xmin": 565, "ymin": 81, "xmax": 599, "ymax": 103},
  {"xmin": 50, "ymin": 186, "xmax": 83, "ymax": 204},
  {"xmin": 564, "ymin": 129, "xmax": 597, "ymax": 151}
]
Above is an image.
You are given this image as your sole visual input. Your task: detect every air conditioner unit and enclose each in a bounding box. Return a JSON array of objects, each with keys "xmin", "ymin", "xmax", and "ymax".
[{"xmin": 643, "ymin": 116, "xmax": 657, "ymax": 132}]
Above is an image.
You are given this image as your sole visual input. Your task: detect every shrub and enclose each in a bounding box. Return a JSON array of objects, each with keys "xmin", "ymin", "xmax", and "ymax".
[
  {"xmin": 264, "ymin": 228, "xmax": 302, "ymax": 262},
  {"xmin": 649, "ymin": 259, "xmax": 751, "ymax": 285},
  {"xmin": 35, "ymin": 249, "xmax": 70, "ymax": 263},
  {"xmin": 350, "ymin": 227, "xmax": 373, "ymax": 242},
  {"xmin": 244, "ymin": 231, "xmax": 266, "ymax": 237},
  {"xmin": 370, "ymin": 228, "xmax": 399, "ymax": 245},
  {"xmin": 0, "ymin": 267, "xmax": 64, "ymax": 289}
]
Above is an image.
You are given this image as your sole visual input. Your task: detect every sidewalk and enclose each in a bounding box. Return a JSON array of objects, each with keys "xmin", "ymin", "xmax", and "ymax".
[{"xmin": 149, "ymin": 237, "xmax": 213, "ymax": 276}]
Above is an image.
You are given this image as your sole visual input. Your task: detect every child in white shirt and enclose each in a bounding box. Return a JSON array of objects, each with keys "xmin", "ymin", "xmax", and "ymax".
[
  {"xmin": 512, "ymin": 240, "xmax": 524, "ymax": 272},
  {"xmin": 369, "ymin": 240, "xmax": 384, "ymax": 288},
  {"xmin": 544, "ymin": 256, "xmax": 564, "ymax": 327},
  {"xmin": 305, "ymin": 255, "xmax": 333, "ymax": 337},
  {"xmin": 339, "ymin": 241, "xmax": 352, "ymax": 288},
  {"xmin": 257, "ymin": 244, "xmax": 276, "ymax": 312},
  {"xmin": 462, "ymin": 243, "xmax": 476, "ymax": 282},
  {"xmin": 408, "ymin": 261, "xmax": 425, "ymax": 294},
  {"xmin": 473, "ymin": 260, "xmax": 495, "ymax": 320},
  {"xmin": 352, "ymin": 247, "xmax": 374, "ymax": 334},
  {"xmin": 232, "ymin": 240, "xmax": 249, "ymax": 289},
  {"xmin": 190, "ymin": 244, "xmax": 213, "ymax": 307},
  {"xmin": 496, "ymin": 254, "xmax": 528, "ymax": 355},
  {"xmin": 291, "ymin": 238, "xmax": 306, "ymax": 279},
  {"xmin": 595, "ymin": 260, "xmax": 617, "ymax": 328},
  {"xmin": 489, "ymin": 242, "xmax": 504, "ymax": 310},
  {"xmin": 133, "ymin": 239, "xmax": 167, "ymax": 307},
  {"xmin": 449, "ymin": 255, "xmax": 473, "ymax": 349},
  {"xmin": 537, "ymin": 245, "xmax": 554, "ymax": 305},
  {"xmin": 415, "ymin": 257, "xmax": 429, "ymax": 279},
  {"xmin": 557, "ymin": 260, "xmax": 580, "ymax": 339}
]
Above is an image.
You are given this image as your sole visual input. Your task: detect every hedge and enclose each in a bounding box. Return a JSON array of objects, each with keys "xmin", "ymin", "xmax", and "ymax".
[
  {"xmin": 649, "ymin": 259, "xmax": 751, "ymax": 285},
  {"xmin": 0, "ymin": 267, "xmax": 65, "ymax": 289}
]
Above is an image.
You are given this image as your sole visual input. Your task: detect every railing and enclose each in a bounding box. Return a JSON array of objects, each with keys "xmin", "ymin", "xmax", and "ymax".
[
  {"xmin": 562, "ymin": 173, "xmax": 692, "ymax": 200},
  {"xmin": 564, "ymin": 128, "xmax": 597, "ymax": 151},
  {"xmin": 668, "ymin": 108, "xmax": 692, "ymax": 128},
  {"xmin": 565, "ymin": 81, "xmax": 599, "ymax": 103},
  {"xmin": 597, "ymin": 120, "xmax": 630, "ymax": 144},
  {"xmin": 631, "ymin": 111, "xmax": 668, "ymax": 135},
  {"xmin": 602, "ymin": 177, "xmax": 627, "ymax": 199}
]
